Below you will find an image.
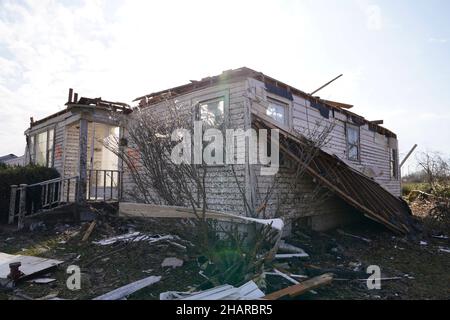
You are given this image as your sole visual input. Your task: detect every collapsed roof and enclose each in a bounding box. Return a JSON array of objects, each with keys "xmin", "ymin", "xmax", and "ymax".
[{"xmin": 253, "ymin": 115, "xmax": 415, "ymax": 235}]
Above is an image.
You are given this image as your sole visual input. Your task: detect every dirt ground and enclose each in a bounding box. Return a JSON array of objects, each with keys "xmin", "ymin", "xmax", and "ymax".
[{"xmin": 0, "ymin": 201, "xmax": 449, "ymax": 300}]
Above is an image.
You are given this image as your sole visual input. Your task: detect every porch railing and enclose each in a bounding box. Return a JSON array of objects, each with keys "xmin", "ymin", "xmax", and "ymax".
[
  {"xmin": 87, "ymin": 169, "xmax": 123, "ymax": 201},
  {"xmin": 8, "ymin": 170, "xmax": 123, "ymax": 230},
  {"xmin": 8, "ymin": 175, "xmax": 79, "ymax": 229}
]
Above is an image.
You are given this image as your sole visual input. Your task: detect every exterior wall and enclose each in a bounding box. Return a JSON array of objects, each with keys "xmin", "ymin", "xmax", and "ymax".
[
  {"xmin": 245, "ymin": 77, "xmax": 401, "ymax": 230},
  {"xmin": 246, "ymin": 77, "xmax": 401, "ymax": 197},
  {"xmin": 122, "ymin": 76, "xmax": 401, "ymax": 231},
  {"xmin": 122, "ymin": 79, "xmax": 250, "ymax": 214}
]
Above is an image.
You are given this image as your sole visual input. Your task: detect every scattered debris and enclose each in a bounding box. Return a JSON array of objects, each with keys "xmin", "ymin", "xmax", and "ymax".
[
  {"xmin": 93, "ymin": 275, "xmax": 162, "ymax": 300},
  {"xmin": 160, "ymin": 280, "xmax": 265, "ymax": 300},
  {"xmin": 7, "ymin": 262, "xmax": 24, "ymax": 282},
  {"xmin": 432, "ymin": 235, "xmax": 449, "ymax": 240},
  {"xmin": 161, "ymin": 257, "xmax": 184, "ymax": 269},
  {"xmin": 270, "ymin": 269, "xmax": 300, "ymax": 284},
  {"xmin": 275, "ymin": 253, "xmax": 309, "ymax": 259},
  {"xmin": 420, "ymin": 241, "xmax": 428, "ymax": 246},
  {"xmin": 438, "ymin": 247, "xmax": 450, "ymax": 254},
  {"xmin": 0, "ymin": 252, "xmax": 63, "ymax": 280},
  {"xmin": 337, "ymin": 229, "xmax": 371, "ymax": 243},
  {"xmin": 93, "ymin": 232, "xmax": 177, "ymax": 246},
  {"xmin": 29, "ymin": 278, "xmax": 56, "ymax": 284},
  {"xmin": 29, "ymin": 221, "xmax": 46, "ymax": 232},
  {"xmin": 278, "ymin": 241, "xmax": 308, "ymax": 254},
  {"xmin": 263, "ymin": 273, "xmax": 333, "ymax": 300},
  {"xmin": 81, "ymin": 221, "xmax": 96, "ymax": 242}
]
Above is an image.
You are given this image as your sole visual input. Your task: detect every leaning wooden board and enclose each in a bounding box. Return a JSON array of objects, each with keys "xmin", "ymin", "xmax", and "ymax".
[
  {"xmin": 263, "ymin": 273, "xmax": 333, "ymax": 300},
  {"xmin": 0, "ymin": 252, "xmax": 63, "ymax": 279}
]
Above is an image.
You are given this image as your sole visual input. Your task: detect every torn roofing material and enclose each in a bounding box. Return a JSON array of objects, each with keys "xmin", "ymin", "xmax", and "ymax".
[
  {"xmin": 253, "ymin": 115, "xmax": 415, "ymax": 235},
  {"xmin": 134, "ymin": 67, "xmax": 395, "ymax": 138}
]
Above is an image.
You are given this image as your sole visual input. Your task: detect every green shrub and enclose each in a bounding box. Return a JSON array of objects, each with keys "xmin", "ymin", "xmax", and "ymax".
[
  {"xmin": 0, "ymin": 165, "xmax": 60, "ymax": 223},
  {"xmin": 402, "ymin": 182, "xmax": 432, "ymax": 196}
]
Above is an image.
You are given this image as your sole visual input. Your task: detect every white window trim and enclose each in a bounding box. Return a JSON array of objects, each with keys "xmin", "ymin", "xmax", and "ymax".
[
  {"xmin": 29, "ymin": 126, "xmax": 56, "ymax": 167},
  {"xmin": 265, "ymin": 93, "xmax": 292, "ymax": 131},
  {"xmin": 345, "ymin": 123, "xmax": 360, "ymax": 162}
]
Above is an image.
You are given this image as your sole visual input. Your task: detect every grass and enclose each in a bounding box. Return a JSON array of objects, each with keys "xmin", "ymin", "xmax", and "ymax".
[{"xmin": 402, "ymin": 182, "xmax": 431, "ymax": 196}]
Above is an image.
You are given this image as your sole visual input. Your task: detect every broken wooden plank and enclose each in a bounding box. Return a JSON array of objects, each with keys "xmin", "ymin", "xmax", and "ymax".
[
  {"xmin": 0, "ymin": 252, "xmax": 63, "ymax": 280},
  {"xmin": 93, "ymin": 275, "xmax": 161, "ymax": 300},
  {"xmin": 82, "ymin": 220, "xmax": 96, "ymax": 242},
  {"xmin": 263, "ymin": 273, "xmax": 333, "ymax": 300},
  {"xmin": 119, "ymin": 202, "xmax": 284, "ymax": 231},
  {"xmin": 337, "ymin": 229, "xmax": 371, "ymax": 243}
]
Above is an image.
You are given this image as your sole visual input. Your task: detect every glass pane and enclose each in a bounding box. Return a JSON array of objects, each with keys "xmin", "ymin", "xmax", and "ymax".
[
  {"xmin": 200, "ymin": 99, "xmax": 224, "ymax": 127},
  {"xmin": 35, "ymin": 131, "xmax": 48, "ymax": 166},
  {"xmin": 347, "ymin": 126, "xmax": 359, "ymax": 144},
  {"xmin": 48, "ymin": 129, "xmax": 54, "ymax": 150},
  {"xmin": 47, "ymin": 150, "xmax": 53, "ymax": 167},
  {"xmin": 348, "ymin": 145, "xmax": 358, "ymax": 160},
  {"xmin": 267, "ymin": 100, "xmax": 286, "ymax": 124},
  {"xmin": 29, "ymin": 136, "xmax": 35, "ymax": 161}
]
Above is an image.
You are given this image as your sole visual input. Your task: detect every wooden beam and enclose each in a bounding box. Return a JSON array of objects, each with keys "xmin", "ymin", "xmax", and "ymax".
[
  {"xmin": 400, "ymin": 144, "xmax": 418, "ymax": 168},
  {"xmin": 77, "ymin": 118, "xmax": 88, "ymax": 204},
  {"xmin": 263, "ymin": 273, "xmax": 333, "ymax": 300}
]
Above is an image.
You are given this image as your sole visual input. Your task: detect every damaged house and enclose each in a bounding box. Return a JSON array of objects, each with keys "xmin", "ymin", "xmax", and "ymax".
[{"xmin": 12, "ymin": 67, "xmax": 413, "ymax": 235}]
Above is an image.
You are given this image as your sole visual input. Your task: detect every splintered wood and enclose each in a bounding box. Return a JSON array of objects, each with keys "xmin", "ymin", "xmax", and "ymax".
[{"xmin": 263, "ymin": 273, "xmax": 333, "ymax": 300}]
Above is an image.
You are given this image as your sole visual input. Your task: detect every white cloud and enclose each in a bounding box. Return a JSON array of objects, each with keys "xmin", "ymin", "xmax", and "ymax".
[
  {"xmin": 365, "ymin": 4, "xmax": 383, "ymax": 31},
  {"xmin": 429, "ymin": 37, "xmax": 448, "ymax": 43}
]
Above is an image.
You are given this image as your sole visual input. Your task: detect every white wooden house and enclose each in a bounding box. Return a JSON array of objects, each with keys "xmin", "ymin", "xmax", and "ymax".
[{"xmin": 18, "ymin": 67, "xmax": 412, "ymax": 233}]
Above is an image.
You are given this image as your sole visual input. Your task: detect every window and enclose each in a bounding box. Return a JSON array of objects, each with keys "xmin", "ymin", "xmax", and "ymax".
[
  {"xmin": 29, "ymin": 128, "xmax": 55, "ymax": 167},
  {"xmin": 198, "ymin": 97, "xmax": 225, "ymax": 128},
  {"xmin": 390, "ymin": 148, "xmax": 398, "ymax": 179},
  {"xmin": 346, "ymin": 124, "xmax": 360, "ymax": 161},
  {"xmin": 266, "ymin": 98, "xmax": 287, "ymax": 125}
]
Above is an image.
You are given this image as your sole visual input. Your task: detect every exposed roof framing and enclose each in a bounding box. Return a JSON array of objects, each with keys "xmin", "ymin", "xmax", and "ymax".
[
  {"xmin": 135, "ymin": 67, "xmax": 396, "ymax": 138},
  {"xmin": 30, "ymin": 94, "xmax": 131, "ymax": 128},
  {"xmin": 252, "ymin": 115, "xmax": 415, "ymax": 235}
]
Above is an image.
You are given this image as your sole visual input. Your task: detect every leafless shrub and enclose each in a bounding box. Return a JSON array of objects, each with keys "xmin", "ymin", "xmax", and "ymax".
[{"xmin": 416, "ymin": 151, "xmax": 450, "ymax": 197}]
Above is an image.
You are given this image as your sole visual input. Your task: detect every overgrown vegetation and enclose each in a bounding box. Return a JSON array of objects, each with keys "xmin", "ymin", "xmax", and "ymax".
[
  {"xmin": 0, "ymin": 164, "xmax": 59, "ymax": 223},
  {"xmin": 403, "ymin": 151, "xmax": 450, "ymax": 233}
]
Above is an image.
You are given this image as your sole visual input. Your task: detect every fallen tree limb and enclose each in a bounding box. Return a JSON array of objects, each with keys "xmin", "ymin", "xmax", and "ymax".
[{"xmin": 263, "ymin": 273, "xmax": 333, "ymax": 300}]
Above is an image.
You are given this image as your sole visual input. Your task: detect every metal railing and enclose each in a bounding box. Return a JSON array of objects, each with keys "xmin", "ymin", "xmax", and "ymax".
[
  {"xmin": 87, "ymin": 169, "xmax": 122, "ymax": 201},
  {"xmin": 8, "ymin": 176, "xmax": 79, "ymax": 229}
]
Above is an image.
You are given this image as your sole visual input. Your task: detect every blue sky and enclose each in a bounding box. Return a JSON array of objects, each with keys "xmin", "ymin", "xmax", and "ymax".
[{"xmin": 0, "ymin": 0, "xmax": 449, "ymax": 173}]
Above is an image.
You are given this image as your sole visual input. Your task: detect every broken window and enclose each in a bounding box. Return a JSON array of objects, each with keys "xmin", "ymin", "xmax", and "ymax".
[
  {"xmin": 198, "ymin": 97, "xmax": 225, "ymax": 128},
  {"xmin": 30, "ymin": 128, "xmax": 55, "ymax": 167},
  {"xmin": 266, "ymin": 98, "xmax": 287, "ymax": 125},
  {"xmin": 346, "ymin": 124, "xmax": 360, "ymax": 161},
  {"xmin": 390, "ymin": 148, "xmax": 398, "ymax": 179}
]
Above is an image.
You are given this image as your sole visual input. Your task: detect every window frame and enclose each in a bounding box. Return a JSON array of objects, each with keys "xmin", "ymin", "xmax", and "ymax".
[
  {"xmin": 196, "ymin": 96, "xmax": 226, "ymax": 129},
  {"xmin": 390, "ymin": 148, "xmax": 398, "ymax": 179},
  {"xmin": 29, "ymin": 127, "xmax": 56, "ymax": 168},
  {"xmin": 192, "ymin": 92, "xmax": 229, "ymax": 166},
  {"xmin": 345, "ymin": 123, "xmax": 361, "ymax": 162},
  {"xmin": 266, "ymin": 97, "xmax": 289, "ymax": 126}
]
